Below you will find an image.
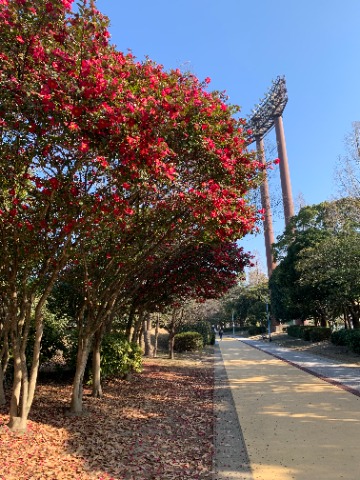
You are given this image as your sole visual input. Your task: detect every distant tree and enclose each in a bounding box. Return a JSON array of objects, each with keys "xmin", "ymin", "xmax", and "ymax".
[
  {"xmin": 296, "ymin": 227, "xmax": 360, "ymax": 328},
  {"xmin": 270, "ymin": 199, "xmax": 360, "ymax": 326},
  {"xmin": 335, "ymin": 122, "xmax": 360, "ymax": 199}
]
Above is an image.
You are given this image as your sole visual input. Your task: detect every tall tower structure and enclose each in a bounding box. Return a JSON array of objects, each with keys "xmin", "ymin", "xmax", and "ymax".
[{"xmin": 246, "ymin": 76, "xmax": 294, "ymax": 277}]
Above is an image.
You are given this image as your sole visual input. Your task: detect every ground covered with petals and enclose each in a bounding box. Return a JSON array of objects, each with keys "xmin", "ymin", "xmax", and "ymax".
[{"xmin": 0, "ymin": 352, "xmax": 214, "ymax": 480}]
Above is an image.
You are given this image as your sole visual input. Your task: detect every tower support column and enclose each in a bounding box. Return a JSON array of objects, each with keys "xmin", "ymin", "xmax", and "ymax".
[
  {"xmin": 256, "ymin": 137, "xmax": 276, "ymax": 277},
  {"xmin": 274, "ymin": 115, "xmax": 294, "ymax": 225}
]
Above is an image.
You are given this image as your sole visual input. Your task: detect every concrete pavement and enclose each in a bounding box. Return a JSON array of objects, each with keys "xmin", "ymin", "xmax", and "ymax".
[{"xmin": 214, "ymin": 337, "xmax": 360, "ymax": 480}]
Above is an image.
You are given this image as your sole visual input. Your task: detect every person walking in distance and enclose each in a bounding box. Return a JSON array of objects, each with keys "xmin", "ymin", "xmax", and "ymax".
[{"xmin": 219, "ymin": 327, "xmax": 224, "ymax": 340}]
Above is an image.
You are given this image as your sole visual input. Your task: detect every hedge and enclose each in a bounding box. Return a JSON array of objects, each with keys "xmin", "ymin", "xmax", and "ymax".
[
  {"xmin": 331, "ymin": 329, "xmax": 355, "ymax": 346},
  {"xmin": 287, "ymin": 325, "xmax": 331, "ymax": 342},
  {"xmin": 309, "ymin": 327, "xmax": 331, "ymax": 342},
  {"xmin": 174, "ymin": 332, "xmax": 203, "ymax": 352},
  {"xmin": 348, "ymin": 331, "xmax": 360, "ymax": 355},
  {"xmin": 247, "ymin": 326, "xmax": 266, "ymax": 336},
  {"xmin": 331, "ymin": 329, "xmax": 360, "ymax": 354},
  {"xmin": 178, "ymin": 321, "xmax": 215, "ymax": 345},
  {"xmin": 287, "ymin": 325, "xmax": 305, "ymax": 338}
]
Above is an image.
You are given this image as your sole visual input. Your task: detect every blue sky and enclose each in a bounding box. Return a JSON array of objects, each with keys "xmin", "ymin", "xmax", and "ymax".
[{"xmin": 96, "ymin": 0, "xmax": 360, "ymax": 271}]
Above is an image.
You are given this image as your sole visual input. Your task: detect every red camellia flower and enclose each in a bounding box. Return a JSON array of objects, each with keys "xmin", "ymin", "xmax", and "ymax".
[{"xmin": 49, "ymin": 177, "xmax": 60, "ymax": 190}]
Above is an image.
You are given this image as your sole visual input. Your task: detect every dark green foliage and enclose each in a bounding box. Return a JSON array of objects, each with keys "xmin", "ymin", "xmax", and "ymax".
[
  {"xmin": 100, "ymin": 333, "xmax": 143, "ymax": 379},
  {"xmin": 331, "ymin": 329, "xmax": 360, "ymax": 354},
  {"xmin": 301, "ymin": 327, "xmax": 314, "ymax": 341},
  {"xmin": 270, "ymin": 199, "xmax": 360, "ymax": 327},
  {"xmin": 26, "ymin": 305, "xmax": 69, "ymax": 368},
  {"xmin": 287, "ymin": 325, "xmax": 303, "ymax": 338},
  {"xmin": 287, "ymin": 325, "xmax": 331, "ymax": 342},
  {"xmin": 61, "ymin": 328, "xmax": 81, "ymax": 371},
  {"xmin": 309, "ymin": 327, "xmax": 331, "ymax": 342},
  {"xmin": 174, "ymin": 332, "xmax": 203, "ymax": 352},
  {"xmin": 247, "ymin": 325, "xmax": 266, "ymax": 336},
  {"xmin": 348, "ymin": 331, "xmax": 360, "ymax": 354},
  {"xmin": 178, "ymin": 321, "xmax": 214, "ymax": 346},
  {"xmin": 331, "ymin": 329, "xmax": 354, "ymax": 346}
]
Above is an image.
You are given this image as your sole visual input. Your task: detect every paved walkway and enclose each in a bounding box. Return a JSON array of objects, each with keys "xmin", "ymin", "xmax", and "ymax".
[{"xmin": 214, "ymin": 337, "xmax": 360, "ymax": 480}]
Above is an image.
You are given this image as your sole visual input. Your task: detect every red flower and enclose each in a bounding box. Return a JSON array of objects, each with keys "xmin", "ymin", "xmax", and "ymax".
[
  {"xmin": 96, "ymin": 156, "xmax": 108, "ymax": 167},
  {"xmin": 68, "ymin": 122, "xmax": 79, "ymax": 131},
  {"xmin": 49, "ymin": 177, "xmax": 60, "ymax": 190},
  {"xmin": 79, "ymin": 141, "xmax": 89, "ymax": 153},
  {"xmin": 25, "ymin": 221, "xmax": 34, "ymax": 231}
]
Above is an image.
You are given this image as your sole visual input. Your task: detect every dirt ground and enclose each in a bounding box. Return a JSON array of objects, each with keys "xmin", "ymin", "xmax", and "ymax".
[
  {"xmin": 0, "ymin": 350, "xmax": 214, "ymax": 480},
  {"xmin": 261, "ymin": 332, "xmax": 360, "ymax": 366},
  {"xmin": 0, "ymin": 334, "xmax": 358, "ymax": 479}
]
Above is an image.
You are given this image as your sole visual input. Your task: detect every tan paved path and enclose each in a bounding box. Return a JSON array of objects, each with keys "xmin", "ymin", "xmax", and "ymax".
[{"xmin": 216, "ymin": 337, "xmax": 360, "ymax": 480}]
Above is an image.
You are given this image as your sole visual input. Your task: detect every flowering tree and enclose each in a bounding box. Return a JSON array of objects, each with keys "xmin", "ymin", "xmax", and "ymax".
[
  {"xmin": 131, "ymin": 241, "xmax": 252, "ymax": 359},
  {"xmin": 0, "ymin": 0, "xmax": 145, "ymax": 429},
  {"xmin": 1, "ymin": 0, "xmax": 265, "ymax": 428}
]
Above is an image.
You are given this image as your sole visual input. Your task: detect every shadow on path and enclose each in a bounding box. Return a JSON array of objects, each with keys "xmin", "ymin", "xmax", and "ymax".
[{"xmin": 214, "ymin": 343, "xmax": 253, "ymax": 480}]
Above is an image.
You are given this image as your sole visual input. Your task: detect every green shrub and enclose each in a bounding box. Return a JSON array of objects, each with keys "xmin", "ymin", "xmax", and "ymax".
[
  {"xmin": 309, "ymin": 327, "xmax": 331, "ymax": 343},
  {"xmin": 287, "ymin": 325, "xmax": 302, "ymax": 338},
  {"xmin": 331, "ymin": 329, "xmax": 354, "ymax": 346},
  {"xmin": 347, "ymin": 331, "xmax": 360, "ymax": 355},
  {"xmin": 330, "ymin": 329, "xmax": 360, "ymax": 354},
  {"xmin": 247, "ymin": 326, "xmax": 266, "ymax": 336},
  {"xmin": 26, "ymin": 307, "xmax": 69, "ymax": 369},
  {"xmin": 288, "ymin": 325, "xmax": 331, "ymax": 342},
  {"xmin": 174, "ymin": 332, "xmax": 203, "ymax": 352},
  {"xmin": 100, "ymin": 333, "xmax": 142, "ymax": 379},
  {"xmin": 178, "ymin": 321, "xmax": 213, "ymax": 345},
  {"xmin": 300, "ymin": 326, "xmax": 315, "ymax": 341}
]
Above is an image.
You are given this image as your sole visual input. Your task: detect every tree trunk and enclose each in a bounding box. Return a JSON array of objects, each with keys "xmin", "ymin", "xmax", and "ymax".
[
  {"xmin": 0, "ymin": 367, "xmax": 5, "ymax": 405},
  {"xmin": 9, "ymin": 352, "xmax": 22, "ymax": 425},
  {"xmin": 168, "ymin": 321, "xmax": 176, "ymax": 359},
  {"xmin": 348, "ymin": 304, "xmax": 360, "ymax": 329},
  {"xmin": 125, "ymin": 303, "xmax": 136, "ymax": 341},
  {"xmin": 8, "ymin": 308, "xmax": 42, "ymax": 432},
  {"xmin": 352, "ymin": 313, "xmax": 360, "ymax": 329},
  {"xmin": 143, "ymin": 314, "xmax": 153, "ymax": 357},
  {"xmin": 70, "ymin": 335, "xmax": 92, "ymax": 414},
  {"xmin": 153, "ymin": 313, "xmax": 160, "ymax": 358},
  {"xmin": 0, "ymin": 327, "xmax": 10, "ymax": 405},
  {"xmin": 320, "ymin": 318, "xmax": 327, "ymax": 327},
  {"xmin": 131, "ymin": 312, "xmax": 142, "ymax": 343},
  {"xmin": 92, "ymin": 328, "xmax": 103, "ymax": 398}
]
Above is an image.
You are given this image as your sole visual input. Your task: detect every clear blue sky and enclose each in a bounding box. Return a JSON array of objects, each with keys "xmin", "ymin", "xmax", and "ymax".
[{"xmin": 96, "ymin": 0, "xmax": 360, "ymax": 271}]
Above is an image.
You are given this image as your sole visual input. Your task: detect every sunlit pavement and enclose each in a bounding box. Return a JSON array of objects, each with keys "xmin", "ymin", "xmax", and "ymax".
[{"xmin": 214, "ymin": 337, "xmax": 360, "ymax": 480}]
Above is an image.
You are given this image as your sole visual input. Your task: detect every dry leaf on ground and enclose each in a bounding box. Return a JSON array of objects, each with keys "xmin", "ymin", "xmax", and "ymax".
[{"xmin": 0, "ymin": 351, "xmax": 214, "ymax": 480}]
